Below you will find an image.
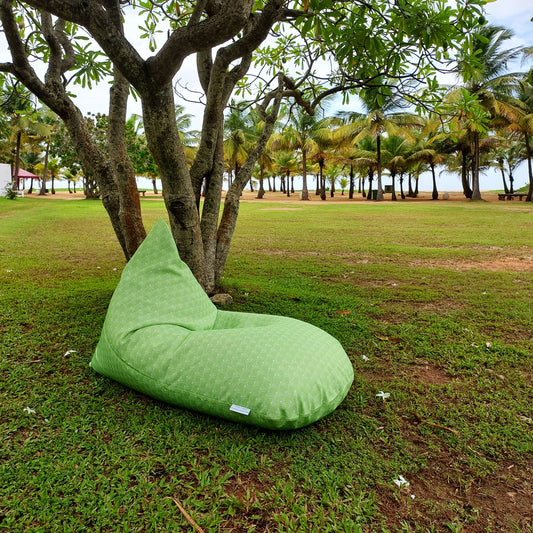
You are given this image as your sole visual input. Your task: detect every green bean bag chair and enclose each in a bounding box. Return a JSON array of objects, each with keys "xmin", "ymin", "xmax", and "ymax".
[{"xmin": 90, "ymin": 219, "xmax": 353, "ymax": 429}]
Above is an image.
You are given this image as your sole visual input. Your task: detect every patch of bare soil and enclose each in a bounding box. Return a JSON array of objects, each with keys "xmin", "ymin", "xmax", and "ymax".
[
  {"xmin": 375, "ymin": 455, "xmax": 533, "ymax": 532},
  {"xmin": 407, "ymin": 362, "xmax": 453, "ymax": 385},
  {"xmin": 409, "ymin": 257, "xmax": 533, "ymax": 272}
]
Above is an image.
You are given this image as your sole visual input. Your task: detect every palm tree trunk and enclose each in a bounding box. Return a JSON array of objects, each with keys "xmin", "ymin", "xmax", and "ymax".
[
  {"xmin": 13, "ymin": 131, "xmax": 22, "ymax": 191},
  {"xmin": 376, "ymin": 134, "xmax": 384, "ymax": 201},
  {"xmin": 349, "ymin": 165, "xmax": 354, "ymax": 199},
  {"xmin": 400, "ymin": 173, "xmax": 405, "ymax": 199},
  {"xmin": 525, "ymin": 134, "xmax": 532, "ymax": 202},
  {"xmin": 471, "ymin": 132, "xmax": 481, "ymax": 200},
  {"xmin": 431, "ymin": 163, "xmax": 438, "ymax": 200},
  {"xmin": 498, "ymin": 163, "xmax": 509, "ymax": 194},
  {"xmin": 461, "ymin": 151, "xmax": 472, "ymax": 198},
  {"xmin": 391, "ymin": 171, "xmax": 397, "ymax": 201},
  {"xmin": 39, "ymin": 143, "xmax": 49, "ymax": 195},
  {"xmin": 301, "ymin": 150, "xmax": 309, "ymax": 200},
  {"xmin": 257, "ymin": 165, "xmax": 265, "ymax": 199},
  {"xmin": 320, "ymin": 160, "xmax": 326, "ymax": 201}
]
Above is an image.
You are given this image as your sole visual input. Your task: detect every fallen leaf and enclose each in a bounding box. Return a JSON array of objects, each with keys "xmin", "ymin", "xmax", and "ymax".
[
  {"xmin": 375, "ymin": 335, "xmax": 403, "ymax": 343},
  {"xmin": 333, "ymin": 310, "xmax": 350, "ymax": 315}
]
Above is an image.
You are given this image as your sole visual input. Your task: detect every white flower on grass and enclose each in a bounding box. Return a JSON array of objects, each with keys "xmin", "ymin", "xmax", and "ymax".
[
  {"xmin": 376, "ymin": 391, "xmax": 390, "ymax": 400},
  {"xmin": 362, "ymin": 355, "xmax": 369, "ymax": 362},
  {"xmin": 6, "ymin": 269, "xmax": 13, "ymax": 273},
  {"xmin": 64, "ymin": 350, "xmax": 77, "ymax": 356},
  {"xmin": 393, "ymin": 475, "xmax": 409, "ymax": 488},
  {"xmin": 23, "ymin": 407, "xmax": 36, "ymax": 415},
  {"xmin": 485, "ymin": 342, "xmax": 493, "ymax": 348}
]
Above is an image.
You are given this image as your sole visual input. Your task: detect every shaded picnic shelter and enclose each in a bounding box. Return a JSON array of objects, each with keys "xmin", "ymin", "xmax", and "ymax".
[{"xmin": 13, "ymin": 168, "xmax": 40, "ymax": 190}]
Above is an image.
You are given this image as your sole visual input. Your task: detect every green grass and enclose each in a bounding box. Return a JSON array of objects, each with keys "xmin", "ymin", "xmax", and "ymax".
[{"xmin": 1, "ymin": 196, "xmax": 532, "ymax": 532}]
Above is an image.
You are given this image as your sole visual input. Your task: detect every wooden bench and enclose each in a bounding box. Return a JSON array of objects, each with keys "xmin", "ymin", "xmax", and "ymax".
[
  {"xmin": 138, "ymin": 190, "xmax": 147, "ymax": 197},
  {"xmin": 498, "ymin": 193, "xmax": 527, "ymax": 201}
]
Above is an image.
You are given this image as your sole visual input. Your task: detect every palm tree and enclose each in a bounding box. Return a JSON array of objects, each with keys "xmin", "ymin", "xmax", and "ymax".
[
  {"xmin": 408, "ymin": 118, "xmax": 450, "ymax": 200},
  {"xmin": 349, "ymin": 135, "xmax": 378, "ymax": 201},
  {"xmin": 223, "ymin": 102, "xmax": 255, "ymax": 190},
  {"xmin": 451, "ymin": 25, "xmax": 525, "ymax": 199},
  {"xmin": 381, "ymin": 135, "xmax": 410, "ymax": 201},
  {"xmin": 504, "ymin": 71, "xmax": 533, "ymax": 201},
  {"xmin": 335, "ymin": 89, "xmax": 422, "ymax": 201},
  {"xmin": 272, "ymin": 109, "xmax": 336, "ymax": 201},
  {"xmin": 274, "ymin": 151, "xmax": 298, "ymax": 197}
]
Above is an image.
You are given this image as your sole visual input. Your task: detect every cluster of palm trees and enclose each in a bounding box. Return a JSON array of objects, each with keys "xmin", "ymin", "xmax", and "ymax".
[
  {"xmin": 222, "ymin": 25, "xmax": 533, "ymax": 202},
  {"xmin": 1, "ymin": 25, "xmax": 531, "ymax": 203}
]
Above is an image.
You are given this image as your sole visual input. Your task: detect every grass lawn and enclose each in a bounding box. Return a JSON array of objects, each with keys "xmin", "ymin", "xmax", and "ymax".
[{"xmin": 1, "ymin": 195, "xmax": 532, "ymax": 532}]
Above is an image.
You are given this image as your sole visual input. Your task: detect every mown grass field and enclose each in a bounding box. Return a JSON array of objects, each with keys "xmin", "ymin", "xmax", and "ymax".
[{"xmin": 1, "ymin": 195, "xmax": 532, "ymax": 532}]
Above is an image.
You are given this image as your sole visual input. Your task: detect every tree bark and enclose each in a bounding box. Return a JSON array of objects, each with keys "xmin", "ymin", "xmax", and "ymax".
[
  {"xmin": 376, "ymin": 134, "xmax": 384, "ymax": 201},
  {"xmin": 471, "ymin": 131, "xmax": 482, "ymax": 200},
  {"xmin": 431, "ymin": 163, "xmax": 438, "ymax": 200},
  {"xmin": 525, "ymin": 134, "xmax": 533, "ymax": 202},
  {"xmin": 301, "ymin": 149, "xmax": 309, "ymax": 200}
]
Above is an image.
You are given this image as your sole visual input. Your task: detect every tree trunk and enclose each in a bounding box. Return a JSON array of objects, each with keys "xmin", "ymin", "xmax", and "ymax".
[
  {"xmin": 461, "ymin": 151, "xmax": 472, "ymax": 199},
  {"xmin": 376, "ymin": 134, "xmax": 384, "ymax": 201},
  {"xmin": 320, "ymin": 161, "xmax": 326, "ymax": 201},
  {"xmin": 471, "ymin": 131, "xmax": 481, "ymax": 200},
  {"xmin": 200, "ymin": 122, "xmax": 225, "ymax": 291},
  {"xmin": 142, "ymin": 83, "xmax": 207, "ymax": 287},
  {"xmin": 525, "ymin": 134, "xmax": 532, "ymax": 202},
  {"xmin": 257, "ymin": 165, "xmax": 265, "ymax": 199},
  {"xmin": 499, "ymin": 164, "xmax": 509, "ymax": 194},
  {"xmin": 431, "ymin": 163, "xmax": 438, "ymax": 200},
  {"xmin": 349, "ymin": 165, "xmax": 354, "ymax": 199},
  {"xmin": 399, "ymin": 173, "xmax": 405, "ymax": 199},
  {"xmin": 391, "ymin": 171, "xmax": 397, "ymax": 201},
  {"xmin": 152, "ymin": 179, "xmax": 158, "ymax": 194},
  {"xmin": 39, "ymin": 142, "xmax": 49, "ymax": 195},
  {"xmin": 367, "ymin": 172, "xmax": 373, "ymax": 201},
  {"xmin": 13, "ymin": 131, "xmax": 21, "ymax": 191},
  {"xmin": 214, "ymin": 87, "xmax": 281, "ymax": 287},
  {"xmin": 108, "ymin": 67, "xmax": 146, "ymax": 257},
  {"xmin": 301, "ymin": 149, "xmax": 309, "ymax": 200}
]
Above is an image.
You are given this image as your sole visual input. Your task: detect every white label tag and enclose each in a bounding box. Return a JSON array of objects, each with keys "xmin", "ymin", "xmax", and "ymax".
[{"xmin": 230, "ymin": 404, "xmax": 251, "ymax": 416}]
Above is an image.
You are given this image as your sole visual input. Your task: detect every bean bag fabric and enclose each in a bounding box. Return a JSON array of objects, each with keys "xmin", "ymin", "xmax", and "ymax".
[{"xmin": 90, "ymin": 219, "xmax": 354, "ymax": 429}]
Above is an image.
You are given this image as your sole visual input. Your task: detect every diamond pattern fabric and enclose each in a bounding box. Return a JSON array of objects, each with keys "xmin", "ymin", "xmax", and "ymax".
[{"xmin": 90, "ymin": 219, "xmax": 354, "ymax": 429}]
